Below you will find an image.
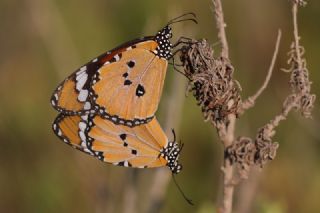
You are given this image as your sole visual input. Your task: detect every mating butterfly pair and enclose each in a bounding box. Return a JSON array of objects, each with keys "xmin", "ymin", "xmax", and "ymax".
[{"xmin": 51, "ymin": 14, "xmax": 196, "ymax": 174}]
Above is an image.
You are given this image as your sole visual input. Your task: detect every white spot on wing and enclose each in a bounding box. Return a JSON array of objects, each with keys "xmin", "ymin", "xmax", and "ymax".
[
  {"xmin": 80, "ymin": 66, "xmax": 86, "ymax": 72},
  {"xmin": 81, "ymin": 115, "xmax": 88, "ymax": 120},
  {"xmin": 76, "ymin": 70, "xmax": 85, "ymax": 80},
  {"xmin": 58, "ymin": 129, "xmax": 62, "ymax": 136},
  {"xmin": 84, "ymin": 102, "xmax": 91, "ymax": 110},
  {"xmin": 79, "ymin": 122, "xmax": 87, "ymax": 131},
  {"xmin": 79, "ymin": 131, "xmax": 86, "ymax": 141},
  {"xmin": 76, "ymin": 73, "xmax": 88, "ymax": 91},
  {"xmin": 114, "ymin": 54, "xmax": 120, "ymax": 61},
  {"xmin": 78, "ymin": 90, "xmax": 88, "ymax": 102}
]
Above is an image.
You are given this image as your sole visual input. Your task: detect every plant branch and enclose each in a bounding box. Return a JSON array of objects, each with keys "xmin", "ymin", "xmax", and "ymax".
[
  {"xmin": 293, "ymin": 3, "xmax": 303, "ymax": 69},
  {"xmin": 212, "ymin": 0, "xmax": 236, "ymax": 212},
  {"xmin": 240, "ymin": 30, "xmax": 282, "ymax": 113},
  {"xmin": 212, "ymin": 0, "xmax": 229, "ymax": 59}
]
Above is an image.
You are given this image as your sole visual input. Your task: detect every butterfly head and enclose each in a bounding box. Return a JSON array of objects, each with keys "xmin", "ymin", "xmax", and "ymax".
[
  {"xmin": 160, "ymin": 130, "xmax": 183, "ymax": 174},
  {"xmin": 154, "ymin": 25, "xmax": 173, "ymax": 60}
]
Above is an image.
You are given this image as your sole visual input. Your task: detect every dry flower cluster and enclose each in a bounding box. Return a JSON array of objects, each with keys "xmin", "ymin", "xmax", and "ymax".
[
  {"xmin": 178, "ymin": 0, "xmax": 315, "ymax": 212},
  {"xmin": 180, "ymin": 39, "xmax": 241, "ymax": 127}
]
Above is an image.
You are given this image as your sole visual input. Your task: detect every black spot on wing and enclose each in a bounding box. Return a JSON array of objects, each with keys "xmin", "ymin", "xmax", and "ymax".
[
  {"xmin": 131, "ymin": 150, "xmax": 137, "ymax": 155},
  {"xmin": 124, "ymin": 79, "xmax": 132, "ymax": 86},
  {"xmin": 127, "ymin": 60, "xmax": 135, "ymax": 68},
  {"xmin": 120, "ymin": 133, "xmax": 127, "ymax": 140},
  {"xmin": 136, "ymin": 84, "xmax": 145, "ymax": 97}
]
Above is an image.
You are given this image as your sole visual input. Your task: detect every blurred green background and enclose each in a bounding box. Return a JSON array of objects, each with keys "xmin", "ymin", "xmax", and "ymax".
[{"xmin": 1, "ymin": 0, "xmax": 319, "ymax": 212}]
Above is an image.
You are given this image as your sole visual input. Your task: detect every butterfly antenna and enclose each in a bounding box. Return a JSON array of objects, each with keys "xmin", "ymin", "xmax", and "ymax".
[
  {"xmin": 167, "ymin": 12, "xmax": 198, "ymax": 26},
  {"xmin": 172, "ymin": 174, "xmax": 194, "ymax": 205},
  {"xmin": 171, "ymin": 128, "xmax": 176, "ymax": 142},
  {"xmin": 178, "ymin": 141, "xmax": 185, "ymax": 153}
]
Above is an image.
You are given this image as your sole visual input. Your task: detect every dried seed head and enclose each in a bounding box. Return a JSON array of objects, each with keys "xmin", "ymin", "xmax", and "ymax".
[
  {"xmin": 255, "ymin": 126, "xmax": 279, "ymax": 166},
  {"xmin": 226, "ymin": 132, "xmax": 279, "ymax": 178},
  {"xmin": 282, "ymin": 42, "xmax": 316, "ymax": 118},
  {"xmin": 179, "ymin": 39, "xmax": 241, "ymax": 127}
]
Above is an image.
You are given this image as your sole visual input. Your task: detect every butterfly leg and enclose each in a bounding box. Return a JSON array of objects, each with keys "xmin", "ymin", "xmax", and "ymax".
[{"xmin": 170, "ymin": 57, "xmax": 191, "ymax": 80}]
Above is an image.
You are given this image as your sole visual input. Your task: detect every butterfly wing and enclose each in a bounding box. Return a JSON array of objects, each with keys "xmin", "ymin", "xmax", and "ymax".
[
  {"xmin": 50, "ymin": 37, "xmax": 155, "ymax": 115},
  {"xmin": 51, "ymin": 25, "xmax": 173, "ymax": 125},
  {"xmin": 52, "ymin": 113, "xmax": 94, "ymax": 155},
  {"xmin": 90, "ymin": 40, "xmax": 168, "ymax": 126},
  {"xmin": 52, "ymin": 113, "xmax": 170, "ymax": 169},
  {"xmin": 86, "ymin": 115, "xmax": 169, "ymax": 168}
]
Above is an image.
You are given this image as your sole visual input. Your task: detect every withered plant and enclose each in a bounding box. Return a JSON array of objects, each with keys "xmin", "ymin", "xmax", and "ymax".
[{"xmin": 178, "ymin": 0, "xmax": 315, "ymax": 212}]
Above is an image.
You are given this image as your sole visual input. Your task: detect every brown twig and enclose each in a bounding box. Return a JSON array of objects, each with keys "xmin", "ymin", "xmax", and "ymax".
[
  {"xmin": 240, "ymin": 30, "xmax": 282, "ymax": 113},
  {"xmin": 212, "ymin": 0, "xmax": 229, "ymax": 59},
  {"xmin": 293, "ymin": 4, "xmax": 303, "ymax": 69},
  {"xmin": 211, "ymin": 0, "xmax": 236, "ymax": 212}
]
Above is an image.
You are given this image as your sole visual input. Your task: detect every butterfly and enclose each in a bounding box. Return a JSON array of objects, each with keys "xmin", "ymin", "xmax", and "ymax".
[
  {"xmin": 52, "ymin": 113, "xmax": 183, "ymax": 174},
  {"xmin": 50, "ymin": 13, "xmax": 197, "ymax": 127}
]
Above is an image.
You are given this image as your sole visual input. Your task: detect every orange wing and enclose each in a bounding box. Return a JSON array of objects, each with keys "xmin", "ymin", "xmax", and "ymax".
[
  {"xmin": 51, "ymin": 25, "xmax": 173, "ymax": 126},
  {"xmin": 52, "ymin": 113, "xmax": 182, "ymax": 173},
  {"xmin": 50, "ymin": 36, "xmax": 156, "ymax": 115},
  {"xmin": 87, "ymin": 115, "xmax": 168, "ymax": 168},
  {"xmin": 52, "ymin": 113, "xmax": 94, "ymax": 155},
  {"xmin": 90, "ymin": 40, "xmax": 168, "ymax": 127}
]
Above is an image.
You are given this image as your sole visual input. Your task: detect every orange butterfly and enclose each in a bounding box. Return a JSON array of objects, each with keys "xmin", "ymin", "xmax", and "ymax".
[
  {"xmin": 50, "ymin": 13, "xmax": 197, "ymax": 127},
  {"xmin": 53, "ymin": 113, "xmax": 182, "ymax": 173}
]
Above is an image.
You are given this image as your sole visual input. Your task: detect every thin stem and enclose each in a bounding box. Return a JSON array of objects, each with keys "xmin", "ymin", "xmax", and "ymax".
[
  {"xmin": 292, "ymin": 3, "xmax": 303, "ymax": 70},
  {"xmin": 212, "ymin": 0, "xmax": 229, "ymax": 59},
  {"xmin": 221, "ymin": 114, "xmax": 236, "ymax": 213},
  {"xmin": 240, "ymin": 30, "xmax": 282, "ymax": 113},
  {"xmin": 212, "ymin": 0, "xmax": 235, "ymax": 212}
]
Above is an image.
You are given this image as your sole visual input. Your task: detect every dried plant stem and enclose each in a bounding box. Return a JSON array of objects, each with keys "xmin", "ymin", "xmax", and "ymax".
[
  {"xmin": 220, "ymin": 115, "xmax": 236, "ymax": 213},
  {"xmin": 212, "ymin": 0, "xmax": 229, "ymax": 59},
  {"xmin": 292, "ymin": 4, "xmax": 303, "ymax": 69},
  {"xmin": 181, "ymin": 1, "xmax": 313, "ymax": 212},
  {"xmin": 240, "ymin": 30, "xmax": 282, "ymax": 113},
  {"xmin": 212, "ymin": 0, "xmax": 236, "ymax": 212}
]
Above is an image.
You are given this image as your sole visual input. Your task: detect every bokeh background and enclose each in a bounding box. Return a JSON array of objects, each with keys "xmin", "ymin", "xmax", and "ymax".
[{"xmin": 1, "ymin": 0, "xmax": 319, "ymax": 212}]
